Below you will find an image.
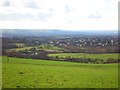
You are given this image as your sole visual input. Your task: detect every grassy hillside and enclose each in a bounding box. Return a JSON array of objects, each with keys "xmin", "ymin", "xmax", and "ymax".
[
  {"xmin": 8, "ymin": 44, "xmax": 62, "ymax": 52},
  {"xmin": 48, "ymin": 53, "xmax": 119, "ymax": 61},
  {"xmin": 2, "ymin": 56, "xmax": 118, "ymax": 88}
]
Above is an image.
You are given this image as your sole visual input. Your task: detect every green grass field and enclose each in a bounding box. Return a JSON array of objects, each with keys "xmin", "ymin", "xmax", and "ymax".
[
  {"xmin": 48, "ymin": 53, "xmax": 119, "ymax": 61},
  {"xmin": 2, "ymin": 56, "xmax": 118, "ymax": 88},
  {"xmin": 9, "ymin": 44, "xmax": 62, "ymax": 52}
]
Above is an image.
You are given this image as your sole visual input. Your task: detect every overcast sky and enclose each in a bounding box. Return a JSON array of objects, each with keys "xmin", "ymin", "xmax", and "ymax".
[{"xmin": 0, "ymin": 0, "xmax": 119, "ymax": 30}]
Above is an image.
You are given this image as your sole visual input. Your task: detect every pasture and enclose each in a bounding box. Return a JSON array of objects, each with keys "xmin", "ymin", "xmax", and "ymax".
[
  {"xmin": 48, "ymin": 53, "xmax": 119, "ymax": 61},
  {"xmin": 2, "ymin": 56, "xmax": 118, "ymax": 88},
  {"xmin": 8, "ymin": 44, "xmax": 62, "ymax": 52}
]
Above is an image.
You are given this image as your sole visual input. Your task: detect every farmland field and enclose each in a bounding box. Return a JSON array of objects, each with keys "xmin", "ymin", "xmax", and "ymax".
[
  {"xmin": 8, "ymin": 44, "xmax": 62, "ymax": 52},
  {"xmin": 2, "ymin": 56, "xmax": 118, "ymax": 88},
  {"xmin": 48, "ymin": 53, "xmax": 119, "ymax": 61}
]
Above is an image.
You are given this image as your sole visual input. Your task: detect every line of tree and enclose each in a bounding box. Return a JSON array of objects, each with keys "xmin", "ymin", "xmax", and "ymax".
[{"xmin": 3, "ymin": 50, "xmax": 119, "ymax": 64}]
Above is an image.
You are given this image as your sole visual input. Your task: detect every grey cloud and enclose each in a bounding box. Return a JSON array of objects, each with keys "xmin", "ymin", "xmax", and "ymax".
[
  {"xmin": 0, "ymin": 12, "xmax": 53, "ymax": 22},
  {"xmin": 104, "ymin": 0, "xmax": 110, "ymax": 3},
  {"xmin": 36, "ymin": 13, "xmax": 53, "ymax": 21},
  {"xmin": 64, "ymin": 5, "xmax": 71, "ymax": 13},
  {"xmin": 0, "ymin": 13, "xmax": 33, "ymax": 21},
  {"xmin": 24, "ymin": 0, "xmax": 44, "ymax": 9},
  {"xmin": 1, "ymin": 0, "xmax": 41, "ymax": 9},
  {"xmin": 24, "ymin": 1, "xmax": 39, "ymax": 9},
  {"xmin": 69, "ymin": 20, "xmax": 73, "ymax": 23},
  {"xmin": 2, "ymin": 0, "xmax": 11, "ymax": 6},
  {"xmin": 48, "ymin": 8, "xmax": 55, "ymax": 12},
  {"xmin": 88, "ymin": 12, "xmax": 101, "ymax": 19}
]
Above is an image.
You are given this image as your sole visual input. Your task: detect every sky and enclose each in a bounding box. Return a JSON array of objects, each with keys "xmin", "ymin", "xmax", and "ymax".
[{"xmin": 0, "ymin": 0, "xmax": 119, "ymax": 30}]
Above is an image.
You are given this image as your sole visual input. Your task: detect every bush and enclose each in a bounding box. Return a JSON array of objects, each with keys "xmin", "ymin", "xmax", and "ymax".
[{"xmin": 106, "ymin": 58, "xmax": 118, "ymax": 63}]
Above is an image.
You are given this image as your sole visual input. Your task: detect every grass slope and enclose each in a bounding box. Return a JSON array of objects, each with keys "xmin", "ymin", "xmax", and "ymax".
[
  {"xmin": 48, "ymin": 53, "xmax": 119, "ymax": 61},
  {"xmin": 9, "ymin": 44, "xmax": 62, "ymax": 52},
  {"xmin": 2, "ymin": 56, "xmax": 118, "ymax": 88}
]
